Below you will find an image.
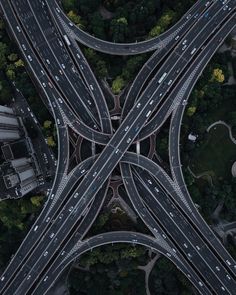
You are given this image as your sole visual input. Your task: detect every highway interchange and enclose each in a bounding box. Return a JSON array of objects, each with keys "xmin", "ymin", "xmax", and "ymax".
[{"xmin": 0, "ymin": 0, "xmax": 236, "ymax": 294}]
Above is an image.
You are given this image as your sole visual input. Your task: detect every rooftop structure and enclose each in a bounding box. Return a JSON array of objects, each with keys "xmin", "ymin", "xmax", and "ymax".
[{"xmin": 0, "ymin": 105, "xmax": 42, "ymax": 199}]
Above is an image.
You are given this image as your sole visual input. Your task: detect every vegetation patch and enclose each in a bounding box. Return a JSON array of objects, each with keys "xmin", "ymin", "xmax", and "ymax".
[{"xmin": 189, "ymin": 124, "xmax": 236, "ymax": 181}]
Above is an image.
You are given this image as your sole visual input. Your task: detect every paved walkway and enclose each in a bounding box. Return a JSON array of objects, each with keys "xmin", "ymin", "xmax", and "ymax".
[
  {"xmin": 206, "ymin": 120, "xmax": 236, "ymax": 144},
  {"xmin": 138, "ymin": 253, "xmax": 161, "ymax": 295},
  {"xmin": 187, "ymin": 166, "xmax": 213, "ymax": 186}
]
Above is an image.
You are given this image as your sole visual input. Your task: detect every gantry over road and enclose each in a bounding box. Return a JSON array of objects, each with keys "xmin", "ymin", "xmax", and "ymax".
[{"xmin": 0, "ymin": 0, "xmax": 235, "ymax": 294}]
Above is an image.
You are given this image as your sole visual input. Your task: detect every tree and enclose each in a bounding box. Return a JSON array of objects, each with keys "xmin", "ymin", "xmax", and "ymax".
[
  {"xmin": 148, "ymin": 9, "xmax": 176, "ymax": 38},
  {"xmin": 30, "ymin": 196, "xmax": 44, "ymax": 207},
  {"xmin": 14, "ymin": 59, "xmax": 24, "ymax": 67},
  {"xmin": 186, "ymin": 106, "xmax": 197, "ymax": 116},
  {"xmin": 211, "ymin": 68, "xmax": 225, "ymax": 83},
  {"xmin": 149, "ymin": 25, "xmax": 162, "ymax": 37},
  {"xmin": 6, "ymin": 69, "xmax": 15, "ymax": 80},
  {"xmin": 67, "ymin": 10, "xmax": 84, "ymax": 28},
  {"xmin": 111, "ymin": 17, "xmax": 128, "ymax": 42},
  {"xmin": 43, "ymin": 120, "xmax": 52, "ymax": 129},
  {"xmin": 112, "ymin": 76, "xmax": 125, "ymax": 94},
  {"xmin": 47, "ymin": 136, "xmax": 56, "ymax": 147},
  {"xmin": 7, "ymin": 53, "xmax": 18, "ymax": 62}
]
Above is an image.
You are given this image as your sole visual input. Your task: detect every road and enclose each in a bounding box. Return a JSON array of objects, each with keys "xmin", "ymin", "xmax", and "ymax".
[{"xmin": 0, "ymin": 0, "xmax": 235, "ymax": 294}]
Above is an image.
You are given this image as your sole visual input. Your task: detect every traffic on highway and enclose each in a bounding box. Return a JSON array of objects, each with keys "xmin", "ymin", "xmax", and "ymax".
[{"xmin": 0, "ymin": 0, "xmax": 235, "ymax": 294}]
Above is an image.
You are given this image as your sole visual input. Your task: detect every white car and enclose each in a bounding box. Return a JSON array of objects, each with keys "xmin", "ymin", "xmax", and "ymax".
[
  {"xmin": 34, "ymin": 225, "xmax": 39, "ymax": 232},
  {"xmin": 43, "ymin": 276, "xmax": 48, "ymax": 282}
]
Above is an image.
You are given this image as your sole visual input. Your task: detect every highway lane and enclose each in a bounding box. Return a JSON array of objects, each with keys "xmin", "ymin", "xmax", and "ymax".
[
  {"xmin": 0, "ymin": 79, "xmax": 190, "ymax": 290},
  {"xmin": 167, "ymin": 16, "xmax": 236, "ymax": 277},
  {"xmin": 121, "ymin": 152, "xmax": 192, "ymax": 213},
  {"xmin": 47, "ymin": 0, "xmax": 214, "ymax": 55},
  {"xmin": 128, "ymin": 9, "xmax": 236, "ymax": 238},
  {"xmin": 132, "ymin": 171, "xmax": 235, "ymax": 294},
  {"xmin": 135, "ymin": 167, "xmax": 236, "ymax": 287},
  {"xmin": 0, "ymin": 151, "xmax": 92, "ymax": 286},
  {"xmin": 120, "ymin": 163, "xmax": 214, "ymax": 294},
  {"xmin": 29, "ymin": 178, "xmax": 110, "ymax": 294},
  {"xmin": 129, "ymin": 0, "xmax": 234, "ymax": 140},
  {"xmin": 0, "ymin": 1, "xmax": 79, "ymax": 288},
  {"xmin": 47, "ymin": 6, "xmax": 112, "ymax": 135},
  {"xmin": 1, "ymin": 0, "xmax": 111, "ymax": 145},
  {"xmin": 0, "ymin": 0, "xmax": 71, "ymax": 208},
  {"xmin": 122, "ymin": 145, "xmax": 236, "ymax": 279},
  {"xmin": 52, "ymin": 3, "xmax": 221, "ymax": 128},
  {"xmin": 125, "ymin": 5, "xmax": 236, "ymax": 145},
  {"xmin": 121, "ymin": 0, "xmax": 213, "ymax": 120},
  {"xmin": 169, "ymin": 82, "xmax": 236, "ymax": 270},
  {"xmin": 29, "ymin": 0, "xmax": 112, "ymax": 136},
  {"xmin": 33, "ymin": 231, "xmax": 212, "ymax": 295},
  {"xmin": 1, "ymin": 0, "xmax": 236, "ymax": 294},
  {"xmin": 3, "ymin": 3, "xmax": 236, "ymax": 294},
  {"xmin": 13, "ymin": 0, "xmax": 102, "ymax": 132},
  {"xmin": 0, "ymin": 150, "xmax": 98, "ymax": 291}
]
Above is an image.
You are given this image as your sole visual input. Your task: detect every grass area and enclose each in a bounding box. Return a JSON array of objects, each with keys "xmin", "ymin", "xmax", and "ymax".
[{"xmin": 189, "ymin": 124, "xmax": 236, "ymax": 181}]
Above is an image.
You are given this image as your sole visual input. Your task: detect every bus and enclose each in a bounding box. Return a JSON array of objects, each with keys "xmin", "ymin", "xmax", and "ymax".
[{"xmin": 63, "ymin": 35, "xmax": 71, "ymax": 46}]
